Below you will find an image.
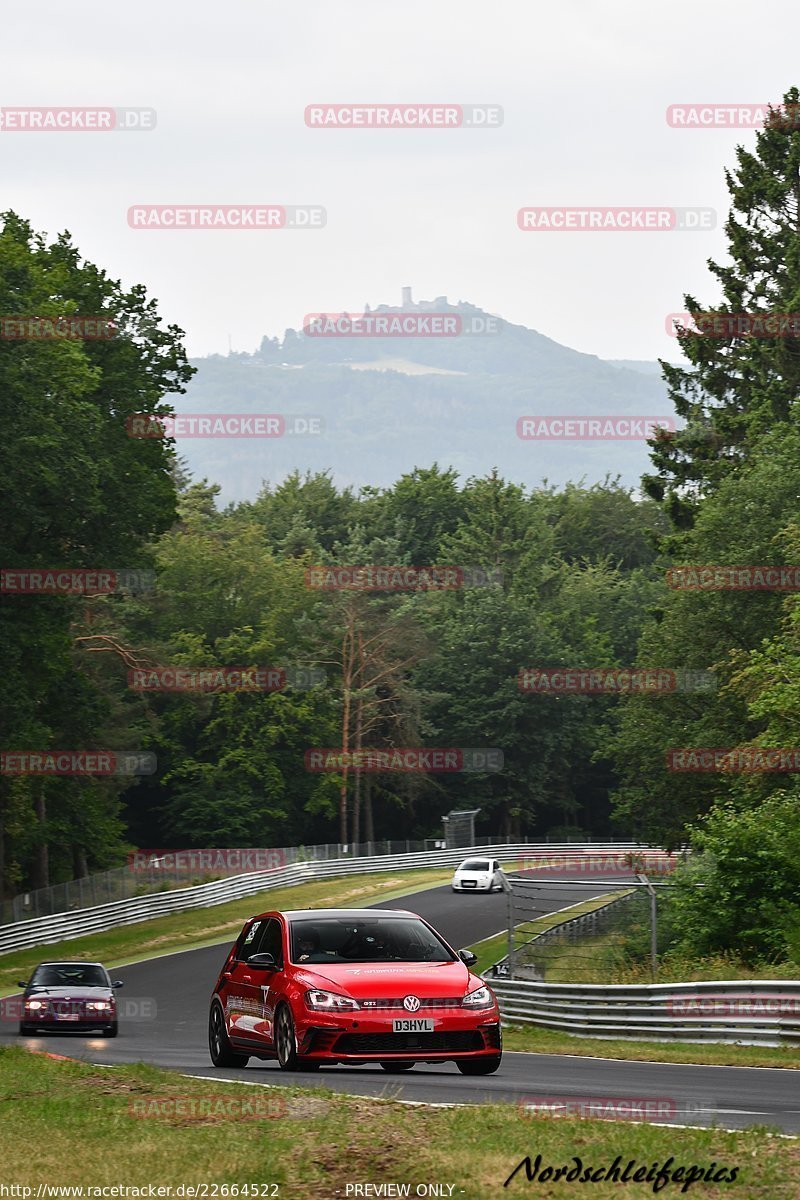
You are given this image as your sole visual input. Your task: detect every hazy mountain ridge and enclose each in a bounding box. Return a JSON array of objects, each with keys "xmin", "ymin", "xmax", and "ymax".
[{"xmin": 171, "ymin": 293, "xmax": 673, "ymax": 500}]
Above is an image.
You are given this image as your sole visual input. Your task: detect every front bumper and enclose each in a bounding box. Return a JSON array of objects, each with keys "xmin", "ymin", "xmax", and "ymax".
[
  {"xmin": 21, "ymin": 1008, "xmax": 115, "ymax": 1030},
  {"xmin": 296, "ymin": 1008, "xmax": 501, "ymax": 1061}
]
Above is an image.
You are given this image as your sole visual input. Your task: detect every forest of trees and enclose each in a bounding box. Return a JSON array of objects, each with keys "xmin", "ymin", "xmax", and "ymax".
[{"xmin": 2, "ymin": 87, "xmax": 800, "ymax": 972}]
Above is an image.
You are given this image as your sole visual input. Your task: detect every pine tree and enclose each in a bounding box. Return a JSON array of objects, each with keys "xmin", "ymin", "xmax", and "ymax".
[{"xmin": 643, "ymin": 86, "xmax": 800, "ymax": 531}]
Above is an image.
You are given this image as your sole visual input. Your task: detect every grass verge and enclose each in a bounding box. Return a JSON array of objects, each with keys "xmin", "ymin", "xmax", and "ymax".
[
  {"xmin": 0, "ymin": 867, "xmax": 452, "ymax": 991},
  {"xmin": 0, "ymin": 1046, "xmax": 797, "ymax": 1199},
  {"xmin": 535, "ymin": 932, "xmax": 800, "ymax": 985},
  {"xmin": 502, "ymin": 1023, "xmax": 800, "ymax": 1069}
]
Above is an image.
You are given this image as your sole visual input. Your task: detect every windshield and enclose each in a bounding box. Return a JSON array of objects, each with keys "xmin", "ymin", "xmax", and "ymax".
[
  {"xmin": 289, "ymin": 917, "xmax": 457, "ymax": 964},
  {"xmin": 460, "ymin": 860, "xmax": 491, "ymax": 872},
  {"xmin": 30, "ymin": 964, "xmax": 109, "ymax": 988}
]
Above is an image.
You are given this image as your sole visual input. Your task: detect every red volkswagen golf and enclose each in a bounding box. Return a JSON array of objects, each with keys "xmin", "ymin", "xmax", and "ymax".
[{"xmin": 209, "ymin": 908, "xmax": 501, "ymax": 1074}]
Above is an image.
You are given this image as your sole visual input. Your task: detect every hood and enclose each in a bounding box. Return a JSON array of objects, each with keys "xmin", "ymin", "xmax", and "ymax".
[
  {"xmin": 27, "ymin": 986, "xmax": 114, "ymax": 1002},
  {"xmin": 295, "ymin": 959, "xmax": 473, "ymax": 1000}
]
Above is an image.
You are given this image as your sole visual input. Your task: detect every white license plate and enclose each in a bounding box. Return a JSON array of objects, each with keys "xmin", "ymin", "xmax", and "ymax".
[
  {"xmin": 56, "ymin": 1013, "xmax": 81, "ymax": 1021},
  {"xmin": 392, "ymin": 1018, "xmax": 434, "ymax": 1033}
]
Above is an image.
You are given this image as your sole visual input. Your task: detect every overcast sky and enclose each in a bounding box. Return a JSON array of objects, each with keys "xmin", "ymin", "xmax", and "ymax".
[{"xmin": 2, "ymin": 3, "xmax": 798, "ymax": 361}]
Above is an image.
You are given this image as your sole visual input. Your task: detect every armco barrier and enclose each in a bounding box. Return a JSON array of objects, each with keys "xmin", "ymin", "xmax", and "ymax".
[
  {"xmin": 489, "ymin": 978, "xmax": 800, "ymax": 1046},
  {"xmin": 0, "ymin": 842, "xmax": 648, "ymax": 956}
]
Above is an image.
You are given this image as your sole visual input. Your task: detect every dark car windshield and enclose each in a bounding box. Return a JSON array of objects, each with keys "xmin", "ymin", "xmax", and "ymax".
[
  {"xmin": 289, "ymin": 917, "xmax": 456, "ymax": 964},
  {"xmin": 461, "ymin": 860, "xmax": 491, "ymax": 871},
  {"xmin": 30, "ymin": 964, "xmax": 109, "ymax": 988}
]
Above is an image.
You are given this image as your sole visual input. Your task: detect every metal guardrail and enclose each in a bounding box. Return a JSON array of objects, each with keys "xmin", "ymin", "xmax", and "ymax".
[
  {"xmin": 0, "ymin": 842, "xmax": 648, "ymax": 956},
  {"xmin": 489, "ymin": 978, "xmax": 800, "ymax": 1046},
  {"xmin": 1, "ymin": 833, "xmax": 609, "ymax": 924}
]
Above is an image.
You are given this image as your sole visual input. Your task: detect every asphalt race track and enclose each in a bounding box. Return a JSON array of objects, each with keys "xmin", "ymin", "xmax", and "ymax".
[{"xmin": 3, "ymin": 879, "xmax": 798, "ymax": 1133}]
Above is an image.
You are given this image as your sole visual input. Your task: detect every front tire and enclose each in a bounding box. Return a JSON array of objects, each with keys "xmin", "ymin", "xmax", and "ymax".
[
  {"xmin": 18, "ymin": 1023, "xmax": 36, "ymax": 1036},
  {"xmin": 209, "ymin": 1003, "xmax": 249, "ymax": 1068},
  {"xmin": 275, "ymin": 1004, "xmax": 300, "ymax": 1071},
  {"xmin": 102, "ymin": 1022, "xmax": 118, "ymax": 1038},
  {"xmin": 456, "ymin": 1056, "xmax": 502, "ymax": 1075},
  {"xmin": 380, "ymin": 1061, "xmax": 415, "ymax": 1073}
]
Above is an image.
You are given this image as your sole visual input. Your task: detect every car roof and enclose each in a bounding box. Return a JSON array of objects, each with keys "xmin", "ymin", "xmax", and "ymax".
[
  {"xmin": 34, "ymin": 961, "xmax": 107, "ymax": 968},
  {"xmin": 256, "ymin": 908, "xmax": 419, "ymax": 921}
]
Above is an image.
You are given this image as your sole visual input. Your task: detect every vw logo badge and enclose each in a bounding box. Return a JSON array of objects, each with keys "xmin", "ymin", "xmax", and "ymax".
[{"xmin": 403, "ymin": 995, "xmax": 421, "ymax": 1012}]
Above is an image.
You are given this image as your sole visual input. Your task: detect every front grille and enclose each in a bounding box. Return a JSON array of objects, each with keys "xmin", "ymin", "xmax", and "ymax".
[
  {"xmin": 334, "ymin": 1031, "xmax": 483, "ymax": 1054},
  {"xmin": 358, "ymin": 997, "xmax": 463, "ymax": 1010}
]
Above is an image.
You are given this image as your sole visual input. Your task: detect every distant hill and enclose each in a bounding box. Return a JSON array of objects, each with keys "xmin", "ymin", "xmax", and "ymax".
[
  {"xmin": 168, "ymin": 291, "xmax": 674, "ymax": 501},
  {"xmin": 604, "ymin": 359, "xmax": 678, "ymax": 376}
]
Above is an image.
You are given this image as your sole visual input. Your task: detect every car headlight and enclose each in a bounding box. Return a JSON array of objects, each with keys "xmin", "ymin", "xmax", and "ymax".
[
  {"xmin": 86, "ymin": 1001, "xmax": 111, "ymax": 1011},
  {"xmin": 304, "ymin": 989, "xmax": 359, "ymax": 1012},
  {"xmin": 462, "ymin": 985, "xmax": 494, "ymax": 1009},
  {"xmin": 25, "ymin": 1000, "xmax": 43, "ymax": 1011}
]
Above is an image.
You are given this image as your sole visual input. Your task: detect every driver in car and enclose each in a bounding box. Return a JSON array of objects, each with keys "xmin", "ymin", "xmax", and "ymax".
[{"xmin": 296, "ymin": 930, "xmax": 326, "ymax": 962}]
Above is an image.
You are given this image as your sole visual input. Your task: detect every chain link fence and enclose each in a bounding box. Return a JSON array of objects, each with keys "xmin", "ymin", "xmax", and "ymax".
[{"xmin": 492, "ymin": 869, "xmax": 680, "ymax": 984}]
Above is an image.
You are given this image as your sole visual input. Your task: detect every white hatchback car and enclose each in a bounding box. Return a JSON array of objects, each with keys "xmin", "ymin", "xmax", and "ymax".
[{"xmin": 452, "ymin": 857, "xmax": 503, "ymax": 893}]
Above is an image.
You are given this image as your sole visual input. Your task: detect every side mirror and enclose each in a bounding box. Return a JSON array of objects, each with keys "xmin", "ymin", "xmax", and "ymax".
[
  {"xmin": 458, "ymin": 949, "xmax": 478, "ymax": 967},
  {"xmin": 112, "ymin": 981, "xmax": 124, "ymax": 989},
  {"xmin": 17, "ymin": 981, "xmax": 27, "ymax": 989},
  {"xmin": 247, "ymin": 952, "xmax": 277, "ymax": 970}
]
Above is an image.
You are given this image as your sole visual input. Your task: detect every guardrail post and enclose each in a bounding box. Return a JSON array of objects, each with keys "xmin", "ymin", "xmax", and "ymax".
[{"xmin": 637, "ymin": 872, "xmax": 658, "ymax": 982}]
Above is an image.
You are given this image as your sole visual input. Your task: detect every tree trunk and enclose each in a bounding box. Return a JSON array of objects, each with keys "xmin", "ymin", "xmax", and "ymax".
[
  {"xmin": 352, "ymin": 695, "xmax": 364, "ymax": 847},
  {"xmin": 73, "ymin": 844, "xmax": 89, "ymax": 878},
  {"xmin": 364, "ymin": 774, "xmax": 375, "ymax": 844},
  {"xmin": 0, "ymin": 798, "xmax": 5, "ymax": 908},
  {"xmin": 32, "ymin": 786, "xmax": 49, "ymax": 890},
  {"xmin": 339, "ymin": 617, "xmax": 355, "ymax": 846}
]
